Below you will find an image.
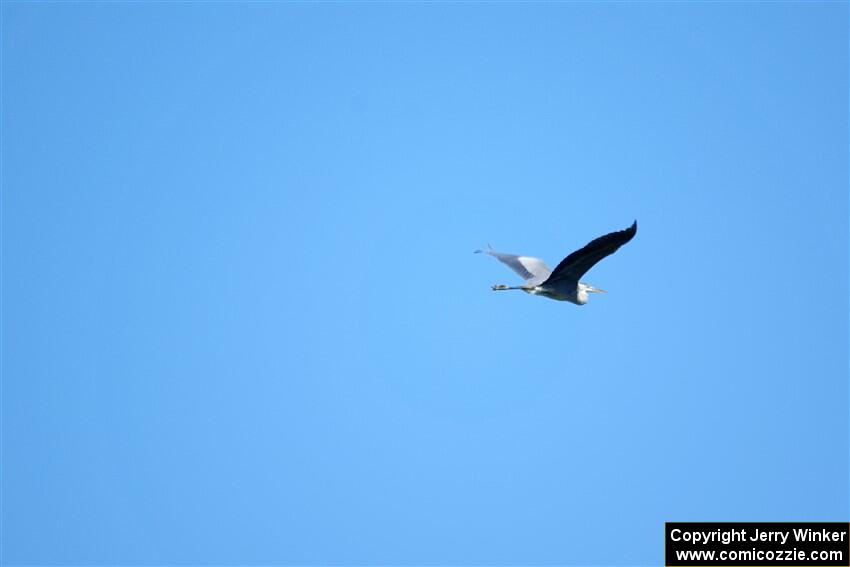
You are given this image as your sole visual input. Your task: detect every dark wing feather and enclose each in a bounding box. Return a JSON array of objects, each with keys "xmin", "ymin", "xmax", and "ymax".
[{"xmin": 543, "ymin": 221, "xmax": 637, "ymax": 285}]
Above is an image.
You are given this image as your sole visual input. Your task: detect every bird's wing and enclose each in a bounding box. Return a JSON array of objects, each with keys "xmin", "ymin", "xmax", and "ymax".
[
  {"xmin": 475, "ymin": 246, "xmax": 552, "ymax": 285},
  {"xmin": 544, "ymin": 221, "xmax": 637, "ymax": 285}
]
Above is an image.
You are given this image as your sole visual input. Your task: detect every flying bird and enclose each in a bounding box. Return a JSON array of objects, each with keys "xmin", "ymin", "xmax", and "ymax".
[{"xmin": 476, "ymin": 221, "xmax": 637, "ymax": 305}]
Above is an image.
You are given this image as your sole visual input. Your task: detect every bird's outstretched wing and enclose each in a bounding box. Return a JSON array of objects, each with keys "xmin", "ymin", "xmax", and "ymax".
[
  {"xmin": 544, "ymin": 221, "xmax": 637, "ymax": 285},
  {"xmin": 475, "ymin": 246, "xmax": 552, "ymax": 285}
]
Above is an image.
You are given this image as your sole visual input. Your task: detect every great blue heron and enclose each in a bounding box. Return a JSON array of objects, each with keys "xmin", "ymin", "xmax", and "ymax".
[{"xmin": 476, "ymin": 221, "xmax": 637, "ymax": 305}]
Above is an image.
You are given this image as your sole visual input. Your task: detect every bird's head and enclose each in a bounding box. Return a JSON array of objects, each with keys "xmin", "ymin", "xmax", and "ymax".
[{"xmin": 578, "ymin": 283, "xmax": 606, "ymax": 304}]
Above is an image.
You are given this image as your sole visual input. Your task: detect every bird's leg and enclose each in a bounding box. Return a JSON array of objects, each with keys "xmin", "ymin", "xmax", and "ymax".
[{"xmin": 492, "ymin": 284, "xmax": 522, "ymax": 291}]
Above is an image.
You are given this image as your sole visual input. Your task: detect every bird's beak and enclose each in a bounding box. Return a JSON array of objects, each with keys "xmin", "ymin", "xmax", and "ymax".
[{"xmin": 587, "ymin": 286, "xmax": 607, "ymax": 293}]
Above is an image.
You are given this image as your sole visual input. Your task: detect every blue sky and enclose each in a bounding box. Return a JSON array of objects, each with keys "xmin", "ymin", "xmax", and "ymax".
[{"xmin": 2, "ymin": 2, "xmax": 847, "ymax": 565}]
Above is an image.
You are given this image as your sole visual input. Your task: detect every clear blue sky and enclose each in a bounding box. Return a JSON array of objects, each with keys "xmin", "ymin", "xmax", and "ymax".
[{"xmin": 2, "ymin": 2, "xmax": 847, "ymax": 565}]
